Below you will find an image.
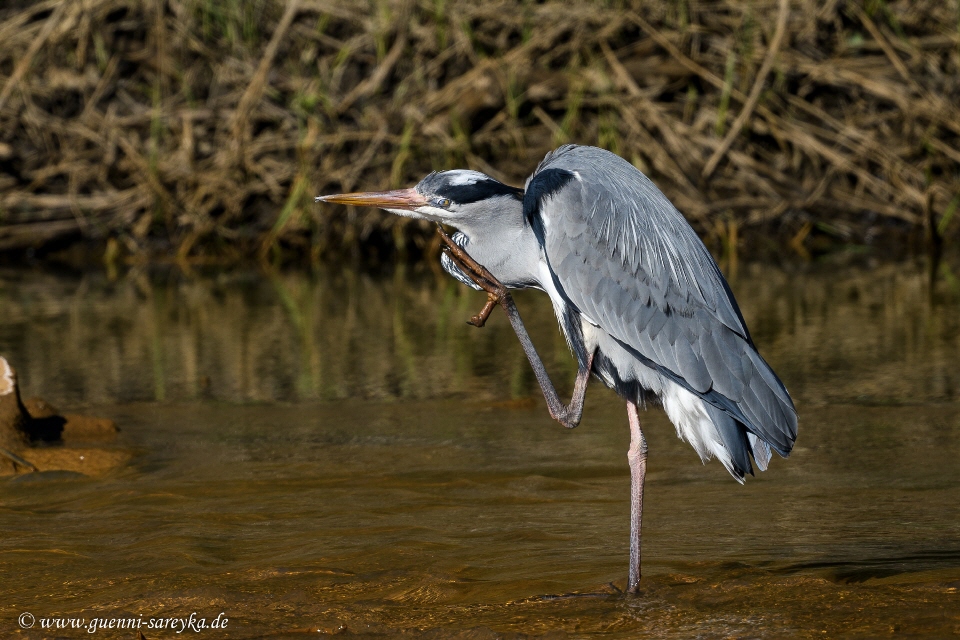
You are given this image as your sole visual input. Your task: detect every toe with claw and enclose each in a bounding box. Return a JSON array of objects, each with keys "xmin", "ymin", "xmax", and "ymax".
[{"xmin": 436, "ymin": 225, "xmax": 509, "ymax": 328}]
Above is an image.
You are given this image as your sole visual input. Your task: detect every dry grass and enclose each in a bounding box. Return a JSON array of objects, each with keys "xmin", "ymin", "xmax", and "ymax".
[{"xmin": 0, "ymin": 0, "xmax": 959, "ymax": 262}]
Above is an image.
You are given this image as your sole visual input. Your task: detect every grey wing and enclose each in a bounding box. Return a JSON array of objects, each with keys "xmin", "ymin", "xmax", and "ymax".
[{"xmin": 527, "ymin": 145, "xmax": 797, "ymax": 457}]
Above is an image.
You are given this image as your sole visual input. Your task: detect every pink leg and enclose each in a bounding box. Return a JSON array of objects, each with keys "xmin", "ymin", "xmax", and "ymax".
[{"xmin": 627, "ymin": 400, "xmax": 647, "ymax": 593}]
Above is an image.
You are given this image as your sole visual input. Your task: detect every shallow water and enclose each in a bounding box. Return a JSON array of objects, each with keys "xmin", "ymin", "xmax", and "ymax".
[{"xmin": 1, "ymin": 256, "xmax": 959, "ymax": 638}]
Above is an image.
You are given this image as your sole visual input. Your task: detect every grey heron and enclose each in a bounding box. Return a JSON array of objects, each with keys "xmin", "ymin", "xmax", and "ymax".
[{"xmin": 317, "ymin": 144, "xmax": 798, "ymax": 593}]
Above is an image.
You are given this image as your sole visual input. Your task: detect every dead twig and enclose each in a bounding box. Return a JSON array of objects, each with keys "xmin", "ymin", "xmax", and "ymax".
[
  {"xmin": 0, "ymin": 1, "xmax": 67, "ymax": 113},
  {"xmin": 702, "ymin": 0, "xmax": 790, "ymax": 179},
  {"xmin": 230, "ymin": 0, "xmax": 301, "ymax": 148}
]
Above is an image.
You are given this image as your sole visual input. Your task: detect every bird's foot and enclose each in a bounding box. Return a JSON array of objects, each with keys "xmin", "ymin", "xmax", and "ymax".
[{"xmin": 436, "ymin": 225, "xmax": 509, "ymax": 328}]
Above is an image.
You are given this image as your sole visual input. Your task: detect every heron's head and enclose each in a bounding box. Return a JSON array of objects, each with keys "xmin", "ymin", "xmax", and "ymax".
[{"xmin": 316, "ymin": 170, "xmax": 524, "ymax": 227}]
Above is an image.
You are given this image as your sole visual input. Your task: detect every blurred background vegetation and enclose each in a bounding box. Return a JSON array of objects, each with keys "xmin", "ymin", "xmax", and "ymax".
[{"xmin": 0, "ymin": 0, "xmax": 958, "ymax": 265}]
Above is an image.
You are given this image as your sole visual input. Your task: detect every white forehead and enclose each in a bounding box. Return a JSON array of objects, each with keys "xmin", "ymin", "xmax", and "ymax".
[{"xmin": 442, "ymin": 170, "xmax": 488, "ymax": 186}]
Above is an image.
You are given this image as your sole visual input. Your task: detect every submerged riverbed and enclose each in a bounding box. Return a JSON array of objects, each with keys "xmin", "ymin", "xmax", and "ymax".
[{"xmin": 1, "ymin": 256, "xmax": 959, "ymax": 638}]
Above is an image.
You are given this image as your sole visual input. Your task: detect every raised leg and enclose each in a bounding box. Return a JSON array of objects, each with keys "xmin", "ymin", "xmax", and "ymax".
[
  {"xmin": 437, "ymin": 225, "xmax": 593, "ymax": 429},
  {"xmin": 627, "ymin": 400, "xmax": 647, "ymax": 593},
  {"xmin": 436, "ymin": 225, "xmax": 505, "ymax": 328}
]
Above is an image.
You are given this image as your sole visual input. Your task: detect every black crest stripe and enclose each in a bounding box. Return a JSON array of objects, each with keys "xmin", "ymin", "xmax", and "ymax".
[{"xmin": 436, "ymin": 179, "xmax": 523, "ymax": 204}]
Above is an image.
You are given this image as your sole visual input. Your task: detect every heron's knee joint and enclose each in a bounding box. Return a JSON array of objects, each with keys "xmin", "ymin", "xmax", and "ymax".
[{"xmin": 627, "ymin": 446, "xmax": 647, "ymax": 463}]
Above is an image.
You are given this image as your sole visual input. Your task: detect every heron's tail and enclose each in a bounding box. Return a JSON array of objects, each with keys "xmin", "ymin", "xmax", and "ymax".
[
  {"xmin": 737, "ymin": 347, "xmax": 798, "ymax": 458},
  {"xmin": 703, "ymin": 403, "xmax": 773, "ymax": 482},
  {"xmin": 662, "ymin": 381, "xmax": 782, "ymax": 483},
  {"xmin": 701, "ymin": 345, "xmax": 796, "ymax": 481}
]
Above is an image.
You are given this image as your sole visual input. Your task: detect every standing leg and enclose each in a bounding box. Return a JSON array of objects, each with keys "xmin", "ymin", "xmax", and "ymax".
[{"xmin": 627, "ymin": 400, "xmax": 647, "ymax": 593}]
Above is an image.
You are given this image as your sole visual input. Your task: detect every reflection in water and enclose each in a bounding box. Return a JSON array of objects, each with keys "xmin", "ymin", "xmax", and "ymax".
[
  {"xmin": 0, "ymin": 257, "xmax": 959, "ymax": 638},
  {"xmin": 1, "ymin": 258, "xmax": 959, "ymax": 407},
  {"xmin": 0, "ymin": 266, "xmax": 579, "ymax": 405}
]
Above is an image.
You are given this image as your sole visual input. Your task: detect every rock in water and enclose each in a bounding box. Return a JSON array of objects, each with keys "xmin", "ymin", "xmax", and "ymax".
[
  {"xmin": 0, "ymin": 355, "xmax": 124, "ymax": 476},
  {"xmin": 0, "ymin": 356, "xmax": 29, "ymax": 449}
]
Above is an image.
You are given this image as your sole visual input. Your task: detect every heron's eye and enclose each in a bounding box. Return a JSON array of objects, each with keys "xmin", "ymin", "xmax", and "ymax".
[{"xmin": 437, "ymin": 198, "xmax": 451, "ymax": 208}]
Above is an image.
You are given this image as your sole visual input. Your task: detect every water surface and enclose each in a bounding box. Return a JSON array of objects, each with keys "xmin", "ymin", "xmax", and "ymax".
[{"xmin": 1, "ymin": 257, "xmax": 959, "ymax": 638}]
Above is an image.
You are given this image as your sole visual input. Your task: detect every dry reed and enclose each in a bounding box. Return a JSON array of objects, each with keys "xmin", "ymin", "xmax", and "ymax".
[{"xmin": 0, "ymin": 0, "xmax": 958, "ymax": 262}]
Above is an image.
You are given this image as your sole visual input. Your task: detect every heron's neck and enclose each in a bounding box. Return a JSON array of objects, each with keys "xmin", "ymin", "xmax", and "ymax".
[{"xmin": 454, "ymin": 208, "xmax": 541, "ymax": 289}]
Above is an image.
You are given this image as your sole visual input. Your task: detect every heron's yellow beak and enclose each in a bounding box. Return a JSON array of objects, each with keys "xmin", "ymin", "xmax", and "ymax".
[{"xmin": 315, "ymin": 188, "xmax": 429, "ymax": 210}]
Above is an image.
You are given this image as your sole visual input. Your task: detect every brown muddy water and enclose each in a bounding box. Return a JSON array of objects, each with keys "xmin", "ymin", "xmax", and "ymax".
[{"xmin": 1, "ymin": 256, "xmax": 960, "ymax": 638}]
